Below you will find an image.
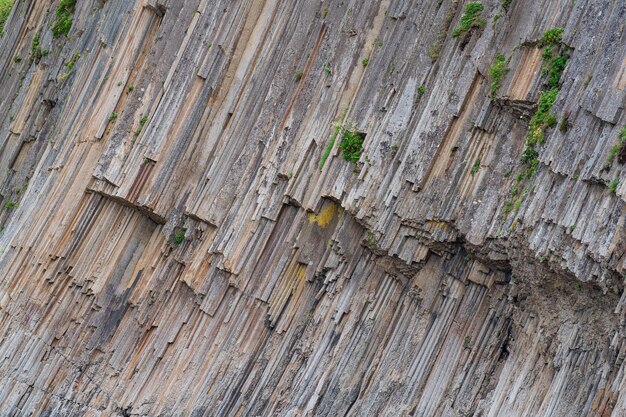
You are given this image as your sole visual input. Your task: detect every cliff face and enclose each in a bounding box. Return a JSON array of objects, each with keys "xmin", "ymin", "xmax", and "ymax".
[{"xmin": 0, "ymin": 0, "xmax": 624, "ymax": 416}]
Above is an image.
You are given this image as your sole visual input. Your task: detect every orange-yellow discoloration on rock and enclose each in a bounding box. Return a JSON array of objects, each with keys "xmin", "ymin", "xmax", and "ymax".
[{"xmin": 308, "ymin": 201, "xmax": 337, "ymax": 228}]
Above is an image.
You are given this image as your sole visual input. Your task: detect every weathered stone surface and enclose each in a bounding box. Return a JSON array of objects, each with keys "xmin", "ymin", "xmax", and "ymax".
[{"xmin": 0, "ymin": 0, "xmax": 624, "ymax": 416}]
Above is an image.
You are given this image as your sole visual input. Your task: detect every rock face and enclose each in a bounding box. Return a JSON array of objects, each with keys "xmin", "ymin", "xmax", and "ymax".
[{"xmin": 0, "ymin": 0, "xmax": 624, "ymax": 415}]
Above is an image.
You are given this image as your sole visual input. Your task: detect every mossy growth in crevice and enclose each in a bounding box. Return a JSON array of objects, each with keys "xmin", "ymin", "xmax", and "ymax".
[
  {"xmin": 52, "ymin": 0, "xmax": 77, "ymax": 38},
  {"xmin": 452, "ymin": 2, "xmax": 486, "ymax": 39},
  {"xmin": 605, "ymin": 126, "xmax": 626, "ymax": 169},
  {"xmin": 488, "ymin": 53, "xmax": 509, "ymax": 97},
  {"xmin": 173, "ymin": 229, "xmax": 185, "ymax": 247}
]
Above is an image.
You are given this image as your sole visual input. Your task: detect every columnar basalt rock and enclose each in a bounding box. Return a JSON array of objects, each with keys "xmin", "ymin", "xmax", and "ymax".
[{"xmin": 0, "ymin": 0, "xmax": 624, "ymax": 416}]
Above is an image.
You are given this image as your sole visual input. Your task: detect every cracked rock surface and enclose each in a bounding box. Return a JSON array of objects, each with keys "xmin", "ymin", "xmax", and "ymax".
[{"xmin": 0, "ymin": 0, "xmax": 624, "ymax": 416}]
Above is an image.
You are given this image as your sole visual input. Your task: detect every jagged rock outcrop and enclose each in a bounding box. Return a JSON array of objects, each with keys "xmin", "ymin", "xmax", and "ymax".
[{"xmin": 0, "ymin": 0, "xmax": 624, "ymax": 416}]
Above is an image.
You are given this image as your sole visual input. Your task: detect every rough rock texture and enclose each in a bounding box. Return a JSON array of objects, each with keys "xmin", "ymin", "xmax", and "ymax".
[{"xmin": 0, "ymin": 0, "xmax": 625, "ymax": 416}]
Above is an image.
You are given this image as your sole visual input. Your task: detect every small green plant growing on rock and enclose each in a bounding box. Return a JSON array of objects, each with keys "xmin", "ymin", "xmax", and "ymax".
[
  {"xmin": 558, "ymin": 114, "xmax": 569, "ymax": 132},
  {"xmin": 324, "ymin": 64, "xmax": 331, "ymax": 76},
  {"xmin": 319, "ymin": 107, "xmax": 349, "ymax": 170},
  {"xmin": 295, "ymin": 71, "xmax": 303, "ymax": 82},
  {"xmin": 127, "ymin": 85, "xmax": 134, "ymax": 93},
  {"xmin": 173, "ymin": 230, "xmax": 185, "ymax": 247},
  {"xmin": 339, "ymin": 129, "xmax": 365, "ymax": 163},
  {"xmin": 428, "ymin": 3, "xmax": 458, "ymax": 62},
  {"xmin": 500, "ymin": 0, "xmax": 512, "ymax": 11},
  {"xmin": 31, "ymin": 32, "xmax": 42, "ymax": 62},
  {"xmin": 608, "ymin": 179, "xmax": 619, "ymax": 193},
  {"xmin": 0, "ymin": 0, "xmax": 14, "ymax": 36},
  {"xmin": 108, "ymin": 112, "xmax": 118, "ymax": 122},
  {"xmin": 539, "ymin": 28, "xmax": 564, "ymax": 47},
  {"xmin": 5, "ymin": 201, "xmax": 16, "ymax": 210},
  {"xmin": 52, "ymin": 0, "xmax": 76, "ymax": 38},
  {"xmin": 416, "ymin": 84, "xmax": 426, "ymax": 103},
  {"xmin": 134, "ymin": 116, "xmax": 148, "ymax": 136},
  {"xmin": 470, "ymin": 157, "xmax": 481, "ymax": 176},
  {"xmin": 452, "ymin": 2, "xmax": 486, "ymax": 38},
  {"xmin": 464, "ymin": 336, "xmax": 473, "ymax": 348},
  {"xmin": 59, "ymin": 51, "xmax": 79, "ymax": 81},
  {"xmin": 488, "ymin": 53, "xmax": 509, "ymax": 97},
  {"xmin": 65, "ymin": 52, "xmax": 79, "ymax": 70},
  {"xmin": 361, "ymin": 57, "xmax": 369, "ymax": 67},
  {"xmin": 528, "ymin": 88, "xmax": 559, "ymax": 145},
  {"xmin": 605, "ymin": 126, "xmax": 626, "ymax": 168},
  {"xmin": 12, "ymin": 55, "xmax": 21, "ymax": 63}
]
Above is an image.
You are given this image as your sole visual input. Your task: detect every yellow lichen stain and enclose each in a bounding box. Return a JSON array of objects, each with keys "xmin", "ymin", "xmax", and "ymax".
[
  {"xmin": 308, "ymin": 202, "xmax": 337, "ymax": 228},
  {"xmin": 426, "ymin": 220, "xmax": 449, "ymax": 231}
]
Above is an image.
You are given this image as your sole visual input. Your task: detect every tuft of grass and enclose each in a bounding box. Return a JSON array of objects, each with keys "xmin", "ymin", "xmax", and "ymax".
[
  {"xmin": 528, "ymin": 88, "xmax": 559, "ymax": 145},
  {"xmin": 544, "ymin": 54, "xmax": 568, "ymax": 90},
  {"xmin": 470, "ymin": 158, "xmax": 481, "ymax": 176},
  {"xmin": 12, "ymin": 55, "xmax": 21, "ymax": 63},
  {"xmin": 361, "ymin": 57, "xmax": 369, "ymax": 67},
  {"xmin": 416, "ymin": 84, "xmax": 426, "ymax": 103},
  {"xmin": 558, "ymin": 114, "xmax": 569, "ymax": 132},
  {"xmin": 500, "ymin": 0, "xmax": 512, "ymax": 11},
  {"xmin": 428, "ymin": 1, "xmax": 458, "ymax": 62},
  {"xmin": 108, "ymin": 112, "xmax": 118, "ymax": 122},
  {"xmin": 322, "ymin": 7, "xmax": 328, "ymax": 18},
  {"xmin": 488, "ymin": 53, "xmax": 508, "ymax": 97},
  {"xmin": 65, "ymin": 51, "xmax": 79, "ymax": 70},
  {"xmin": 452, "ymin": 2, "xmax": 486, "ymax": 38},
  {"xmin": 320, "ymin": 124, "xmax": 340, "ymax": 170},
  {"xmin": 0, "ymin": 0, "xmax": 14, "ymax": 36},
  {"xmin": 5, "ymin": 201, "xmax": 16, "ymax": 210},
  {"xmin": 339, "ymin": 129, "xmax": 365, "ymax": 163},
  {"xmin": 295, "ymin": 71, "xmax": 303, "ymax": 82},
  {"xmin": 539, "ymin": 28, "xmax": 564, "ymax": 47},
  {"xmin": 173, "ymin": 230, "xmax": 185, "ymax": 247},
  {"xmin": 52, "ymin": 0, "xmax": 77, "ymax": 38},
  {"xmin": 127, "ymin": 85, "xmax": 134, "ymax": 93},
  {"xmin": 324, "ymin": 64, "xmax": 331, "ymax": 76},
  {"xmin": 58, "ymin": 52, "xmax": 79, "ymax": 81},
  {"xmin": 320, "ymin": 107, "xmax": 349, "ymax": 170},
  {"xmin": 31, "ymin": 32, "xmax": 42, "ymax": 62},
  {"xmin": 140, "ymin": 116, "xmax": 148, "ymax": 126},
  {"xmin": 428, "ymin": 44, "xmax": 442, "ymax": 62},
  {"xmin": 605, "ymin": 126, "xmax": 626, "ymax": 168},
  {"xmin": 608, "ymin": 179, "xmax": 619, "ymax": 193},
  {"xmin": 134, "ymin": 116, "xmax": 148, "ymax": 136}
]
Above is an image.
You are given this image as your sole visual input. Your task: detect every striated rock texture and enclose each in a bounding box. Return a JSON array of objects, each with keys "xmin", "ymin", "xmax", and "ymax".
[{"xmin": 0, "ymin": 0, "xmax": 625, "ymax": 416}]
